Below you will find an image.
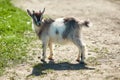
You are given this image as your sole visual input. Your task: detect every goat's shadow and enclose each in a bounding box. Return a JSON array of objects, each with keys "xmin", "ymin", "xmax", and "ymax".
[{"xmin": 29, "ymin": 61, "xmax": 95, "ymax": 76}]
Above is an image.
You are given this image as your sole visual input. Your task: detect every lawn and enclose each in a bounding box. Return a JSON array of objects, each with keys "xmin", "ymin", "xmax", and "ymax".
[{"xmin": 0, "ymin": 0, "xmax": 32, "ymax": 75}]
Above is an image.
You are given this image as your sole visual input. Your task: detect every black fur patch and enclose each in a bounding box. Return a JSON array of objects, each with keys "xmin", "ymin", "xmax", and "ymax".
[
  {"xmin": 63, "ymin": 17, "xmax": 79, "ymax": 39},
  {"xmin": 38, "ymin": 18, "xmax": 54, "ymax": 37},
  {"xmin": 55, "ymin": 29, "xmax": 59, "ymax": 35},
  {"xmin": 32, "ymin": 13, "xmax": 42, "ymax": 26}
]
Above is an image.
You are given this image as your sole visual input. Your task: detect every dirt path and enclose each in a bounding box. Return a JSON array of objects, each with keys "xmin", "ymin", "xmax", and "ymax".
[{"xmin": 1, "ymin": 0, "xmax": 120, "ymax": 80}]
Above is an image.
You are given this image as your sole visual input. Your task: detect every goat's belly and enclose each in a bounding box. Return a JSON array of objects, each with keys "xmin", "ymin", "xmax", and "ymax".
[
  {"xmin": 52, "ymin": 39, "xmax": 70, "ymax": 45},
  {"xmin": 50, "ymin": 36, "xmax": 70, "ymax": 44}
]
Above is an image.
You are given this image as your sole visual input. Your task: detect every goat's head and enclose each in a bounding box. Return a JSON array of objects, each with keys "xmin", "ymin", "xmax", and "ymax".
[{"xmin": 27, "ymin": 8, "xmax": 45, "ymax": 26}]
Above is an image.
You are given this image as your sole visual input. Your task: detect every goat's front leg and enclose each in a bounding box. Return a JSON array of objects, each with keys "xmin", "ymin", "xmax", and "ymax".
[
  {"xmin": 41, "ymin": 42, "xmax": 47, "ymax": 63},
  {"xmin": 48, "ymin": 40, "xmax": 53, "ymax": 60}
]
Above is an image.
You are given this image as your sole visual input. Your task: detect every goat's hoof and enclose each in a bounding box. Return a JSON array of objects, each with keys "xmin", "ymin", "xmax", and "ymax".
[
  {"xmin": 38, "ymin": 56, "xmax": 41, "ymax": 59},
  {"xmin": 49, "ymin": 60, "xmax": 55, "ymax": 64},
  {"xmin": 80, "ymin": 61, "xmax": 87, "ymax": 65},
  {"xmin": 48, "ymin": 57, "xmax": 54, "ymax": 61},
  {"xmin": 76, "ymin": 59, "xmax": 80, "ymax": 62},
  {"xmin": 41, "ymin": 59, "xmax": 47, "ymax": 63}
]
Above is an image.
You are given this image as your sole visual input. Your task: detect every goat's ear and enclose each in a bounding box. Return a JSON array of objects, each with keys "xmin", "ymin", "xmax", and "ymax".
[
  {"xmin": 27, "ymin": 9, "xmax": 32, "ymax": 17},
  {"xmin": 41, "ymin": 8, "xmax": 45, "ymax": 14},
  {"xmin": 33, "ymin": 10, "xmax": 35, "ymax": 14}
]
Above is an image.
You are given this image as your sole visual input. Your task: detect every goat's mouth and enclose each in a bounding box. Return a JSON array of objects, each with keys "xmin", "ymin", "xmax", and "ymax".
[{"xmin": 34, "ymin": 21, "xmax": 41, "ymax": 26}]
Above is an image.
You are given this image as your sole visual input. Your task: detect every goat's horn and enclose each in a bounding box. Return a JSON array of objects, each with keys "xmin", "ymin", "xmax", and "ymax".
[
  {"xmin": 41, "ymin": 8, "xmax": 45, "ymax": 14},
  {"xmin": 33, "ymin": 10, "xmax": 35, "ymax": 13},
  {"xmin": 27, "ymin": 9, "xmax": 30, "ymax": 14},
  {"xmin": 27, "ymin": 9, "xmax": 32, "ymax": 16},
  {"xmin": 27, "ymin": 9, "xmax": 30, "ymax": 12}
]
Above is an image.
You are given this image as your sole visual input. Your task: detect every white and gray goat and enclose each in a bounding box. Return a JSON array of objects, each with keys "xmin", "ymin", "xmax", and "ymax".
[{"xmin": 27, "ymin": 8, "xmax": 91, "ymax": 64}]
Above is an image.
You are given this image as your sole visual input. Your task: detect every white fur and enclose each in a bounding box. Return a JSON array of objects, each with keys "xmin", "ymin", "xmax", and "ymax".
[
  {"xmin": 31, "ymin": 16, "xmax": 86, "ymax": 62},
  {"xmin": 48, "ymin": 18, "xmax": 67, "ymax": 43},
  {"xmin": 32, "ymin": 20, "xmax": 41, "ymax": 34}
]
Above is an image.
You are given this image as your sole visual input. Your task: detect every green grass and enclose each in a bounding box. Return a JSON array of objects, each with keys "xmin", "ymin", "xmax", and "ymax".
[
  {"xmin": 86, "ymin": 57, "xmax": 101, "ymax": 66},
  {"xmin": 0, "ymin": 0, "xmax": 32, "ymax": 75}
]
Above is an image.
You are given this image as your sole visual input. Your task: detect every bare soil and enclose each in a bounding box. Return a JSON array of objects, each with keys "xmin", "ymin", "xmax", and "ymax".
[{"xmin": 1, "ymin": 0, "xmax": 120, "ymax": 80}]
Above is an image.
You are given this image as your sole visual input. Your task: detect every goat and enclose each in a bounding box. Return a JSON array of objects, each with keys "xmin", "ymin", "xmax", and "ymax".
[{"xmin": 27, "ymin": 8, "xmax": 91, "ymax": 64}]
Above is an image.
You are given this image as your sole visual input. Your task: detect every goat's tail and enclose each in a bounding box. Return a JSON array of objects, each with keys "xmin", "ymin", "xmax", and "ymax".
[{"xmin": 79, "ymin": 20, "xmax": 92, "ymax": 27}]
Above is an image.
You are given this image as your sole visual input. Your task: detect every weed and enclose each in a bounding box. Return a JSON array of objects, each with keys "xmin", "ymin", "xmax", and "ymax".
[
  {"xmin": 62, "ymin": 73, "xmax": 69, "ymax": 76},
  {"xmin": 45, "ymin": 69, "xmax": 54, "ymax": 73},
  {"xmin": 57, "ymin": 58, "xmax": 70, "ymax": 63},
  {"xmin": 86, "ymin": 57, "xmax": 101, "ymax": 66},
  {"xmin": 0, "ymin": 0, "xmax": 33, "ymax": 75},
  {"xmin": 105, "ymin": 75, "xmax": 120, "ymax": 80}
]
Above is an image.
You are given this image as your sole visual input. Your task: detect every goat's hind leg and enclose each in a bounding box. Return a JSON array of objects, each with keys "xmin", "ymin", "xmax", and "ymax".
[{"xmin": 72, "ymin": 38, "xmax": 86, "ymax": 64}]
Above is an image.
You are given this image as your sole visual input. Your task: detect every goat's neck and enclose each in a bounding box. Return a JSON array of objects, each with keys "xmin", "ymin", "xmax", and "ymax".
[{"xmin": 32, "ymin": 22, "xmax": 42, "ymax": 35}]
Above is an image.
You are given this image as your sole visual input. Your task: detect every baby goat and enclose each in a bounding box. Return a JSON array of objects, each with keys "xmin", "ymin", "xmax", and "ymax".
[{"xmin": 27, "ymin": 8, "xmax": 91, "ymax": 64}]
